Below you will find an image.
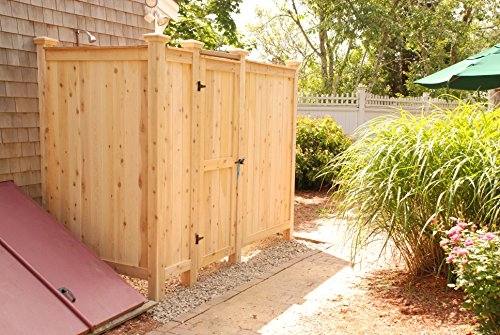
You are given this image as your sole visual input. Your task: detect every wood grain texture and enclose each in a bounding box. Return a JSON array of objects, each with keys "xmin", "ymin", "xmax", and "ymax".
[{"xmin": 39, "ymin": 43, "xmax": 298, "ymax": 298}]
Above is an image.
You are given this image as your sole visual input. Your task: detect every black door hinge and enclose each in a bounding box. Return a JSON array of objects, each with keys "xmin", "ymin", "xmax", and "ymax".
[
  {"xmin": 197, "ymin": 81, "xmax": 206, "ymax": 91},
  {"xmin": 195, "ymin": 233, "xmax": 204, "ymax": 245}
]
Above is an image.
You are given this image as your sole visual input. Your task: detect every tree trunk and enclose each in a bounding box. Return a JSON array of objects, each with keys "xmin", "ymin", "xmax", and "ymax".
[
  {"xmin": 318, "ymin": 12, "xmax": 332, "ymax": 93},
  {"xmin": 370, "ymin": 0, "xmax": 401, "ymax": 90}
]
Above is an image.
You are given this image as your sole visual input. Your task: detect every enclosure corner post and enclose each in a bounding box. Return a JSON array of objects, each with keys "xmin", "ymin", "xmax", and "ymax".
[
  {"xmin": 284, "ymin": 60, "xmax": 301, "ymax": 241},
  {"xmin": 144, "ymin": 33, "xmax": 170, "ymax": 301},
  {"xmin": 228, "ymin": 48, "xmax": 250, "ymax": 263},
  {"xmin": 179, "ymin": 39, "xmax": 204, "ymax": 287},
  {"xmin": 34, "ymin": 37, "xmax": 59, "ymax": 209},
  {"xmin": 356, "ymin": 85, "xmax": 367, "ymax": 129}
]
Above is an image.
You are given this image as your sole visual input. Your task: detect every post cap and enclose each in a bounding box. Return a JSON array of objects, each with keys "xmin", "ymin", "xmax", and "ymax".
[
  {"xmin": 143, "ymin": 33, "xmax": 171, "ymax": 43},
  {"xmin": 33, "ymin": 36, "xmax": 59, "ymax": 47},
  {"xmin": 285, "ymin": 60, "xmax": 301, "ymax": 69},
  {"xmin": 179, "ymin": 39, "xmax": 204, "ymax": 49},
  {"xmin": 227, "ymin": 47, "xmax": 250, "ymax": 58}
]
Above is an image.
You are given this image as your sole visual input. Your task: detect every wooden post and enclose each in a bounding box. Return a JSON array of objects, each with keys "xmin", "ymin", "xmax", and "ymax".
[
  {"xmin": 228, "ymin": 48, "xmax": 249, "ymax": 264},
  {"xmin": 144, "ymin": 33, "xmax": 170, "ymax": 301},
  {"xmin": 179, "ymin": 39, "xmax": 204, "ymax": 287},
  {"xmin": 356, "ymin": 85, "xmax": 367, "ymax": 129},
  {"xmin": 284, "ymin": 60, "xmax": 301, "ymax": 241},
  {"xmin": 422, "ymin": 92, "xmax": 430, "ymax": 113},
  {"xmin": 34, "ymin": 36, "xmax": 59, "ymax": 209},
  {"xmin": 488, "ymin": 89, "xmax": 500, "ymax": 110}
]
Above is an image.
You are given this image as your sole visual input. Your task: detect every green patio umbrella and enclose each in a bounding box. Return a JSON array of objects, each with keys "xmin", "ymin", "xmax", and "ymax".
[{"xmin": 415, "ymin": 44, "xmax": 500, "ymax": 90}]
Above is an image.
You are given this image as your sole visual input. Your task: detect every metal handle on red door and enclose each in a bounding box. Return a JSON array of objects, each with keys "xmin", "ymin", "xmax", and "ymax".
[{"xmin": 58, "ymin": 287, "xmax": 76, "ymax": 303}]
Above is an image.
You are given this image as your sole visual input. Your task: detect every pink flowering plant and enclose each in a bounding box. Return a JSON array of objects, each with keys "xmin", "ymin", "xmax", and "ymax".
[{"xmin": 440, "ymin": 218, "xmax": 499, "ymax": 334}]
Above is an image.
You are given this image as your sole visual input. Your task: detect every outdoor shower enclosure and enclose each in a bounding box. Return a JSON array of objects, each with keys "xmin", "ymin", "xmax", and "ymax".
[{"xmin": 35, "ymin": 35, "xmax": 299, "ymax": 300}]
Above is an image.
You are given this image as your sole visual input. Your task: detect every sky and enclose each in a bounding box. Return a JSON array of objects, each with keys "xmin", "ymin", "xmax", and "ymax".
[
  {"xmin": 234, "ymin": 0, "xmax": 275, "ymax": 29},
  {"xmin": 234, "ymin": 0, "xmax": 278, "ymax": 58}
]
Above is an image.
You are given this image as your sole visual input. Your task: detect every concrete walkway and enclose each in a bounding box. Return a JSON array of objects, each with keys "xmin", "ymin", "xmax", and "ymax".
[
  {"xmin": 148, "ymin": 218, "xmax": 393, "ymax": 335},
  {"xmin": 149, "ymin": 248, "xmax": 347, "ymax": 335}
]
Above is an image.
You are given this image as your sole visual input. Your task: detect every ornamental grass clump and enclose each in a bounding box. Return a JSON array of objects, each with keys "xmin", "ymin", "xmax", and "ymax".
[
  {"xmin": 329, "ymin": 103, "xmax": 500, "ymax": 275},
  {"xmin": 441, "ymin": 219, "xmax": 499, "ymax": 334}
]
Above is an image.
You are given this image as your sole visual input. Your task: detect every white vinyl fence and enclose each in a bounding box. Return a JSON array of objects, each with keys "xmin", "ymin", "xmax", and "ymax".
[{"xmin": 299, "ymin": 86, "xmax": 458, "ymax": 134}]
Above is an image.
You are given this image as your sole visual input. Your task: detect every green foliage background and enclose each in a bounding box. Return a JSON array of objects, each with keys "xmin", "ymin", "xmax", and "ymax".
[
  {"xmin": 295, "ymin": 117, "xmax": 351, "ymax": 190},
  {"xmin": 165, "ymin": 0, "xmax": 243, "ymax": 50},
  {"xmin": 248, "ymin": 0, "xmax": 500, "ymax": 97}
]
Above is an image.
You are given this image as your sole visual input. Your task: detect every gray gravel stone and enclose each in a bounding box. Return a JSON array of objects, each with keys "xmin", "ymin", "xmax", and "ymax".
[{"xmin": 149, "ymin": 238, "xmax": 316, "ymax": 323}]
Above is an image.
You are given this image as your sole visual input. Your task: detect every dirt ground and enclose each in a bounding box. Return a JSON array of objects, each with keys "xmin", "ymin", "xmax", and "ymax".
[
  {"xmin": 291, "ymin": 190, "xmax": 475, "ymax": 335},
  {"xmin": 107, "ymin": 190, "xmax": 475, "ymax": 335}
]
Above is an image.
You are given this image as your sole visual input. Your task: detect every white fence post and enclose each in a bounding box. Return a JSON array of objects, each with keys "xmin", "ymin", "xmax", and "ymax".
[{"xmin": 356, "ymin": 85, "xmax": 367, "ymax": 128}]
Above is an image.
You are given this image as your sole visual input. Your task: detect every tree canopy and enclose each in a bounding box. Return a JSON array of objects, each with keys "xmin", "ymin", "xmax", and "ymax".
[
  {"xmin": 247, "ymin": 0, "xmax": 500, "ymax": 96},
  {"xmin": 165, "ymin": 0, "xmax": 243, "ymax": 50}
]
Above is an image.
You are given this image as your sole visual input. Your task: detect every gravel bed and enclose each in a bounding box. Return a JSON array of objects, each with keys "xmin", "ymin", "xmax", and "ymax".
[{"xmin": 149, "ymin": 238, "xmax": 318, "ymax": 323}]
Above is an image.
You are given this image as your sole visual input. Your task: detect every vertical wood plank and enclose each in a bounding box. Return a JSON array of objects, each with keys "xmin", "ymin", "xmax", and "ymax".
[
  {"xmin": 139, "ymin": 60, "xmax": 149, "ymax": 268},
  {"xmin": 284, "ymin": 61, "xmax": 301, "ymax": 240},
  {"xmin": 228, "ymin": 48, "xmax": 248, "ymax": 263},
  {"xmin": 179, "ymin": 39, "xmax": 204, "ymax": 286},
  {"xmin": 181, "ymin": 63, "xmax": 192, "ymax": 263}
]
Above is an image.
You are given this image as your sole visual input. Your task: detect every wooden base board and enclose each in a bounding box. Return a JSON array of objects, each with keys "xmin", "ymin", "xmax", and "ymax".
[{"xmin": 90, "ymin": 300, "xmax": 157, "ymax": 335}]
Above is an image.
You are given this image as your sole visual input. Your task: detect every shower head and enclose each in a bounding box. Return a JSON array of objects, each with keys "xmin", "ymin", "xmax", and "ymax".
[
  {"xmin": 75, "ymin": 29, "xmax": 97, "ymax": 46},
  {"xmin": 84, "ymin": 30, "xmax": 97, "ymax": 43}
]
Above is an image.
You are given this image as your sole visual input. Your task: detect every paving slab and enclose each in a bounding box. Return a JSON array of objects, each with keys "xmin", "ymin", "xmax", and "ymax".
[{"xmin": 149, "ymin": 246, "xmax": 357, "ymax": 335}]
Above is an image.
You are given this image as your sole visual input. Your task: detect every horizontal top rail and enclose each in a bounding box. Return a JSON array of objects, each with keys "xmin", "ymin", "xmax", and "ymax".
[
  {"xmin": 45, "ymin": 45, "xmax": 148, "ymax": 53},
  {"xmin": 200, "ymin": 49, "xmax": 241, "ymax": 61},
  {"xmin": 300, "ymin": 92, "xmax": 458, "ymax": 109},
  {"xmin": 246, "ymin": 59, "xmax": 298, "ymax": 72},
  {"xmin": 45, "ymin": 45, "xmax": 148, "ymax": 61},
  {"xmin": 299, "ymin": 94, "xmax": 358, "ymax": 105}
]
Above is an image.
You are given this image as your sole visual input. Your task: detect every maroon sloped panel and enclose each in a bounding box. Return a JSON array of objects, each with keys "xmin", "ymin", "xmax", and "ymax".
[
  {"xmin": 0, "ymin": 181, "xmax": 147, "ymax": 328},
  {"xmin": 0, "ymin": 244, "xmax": 88, "ymax": 335}
]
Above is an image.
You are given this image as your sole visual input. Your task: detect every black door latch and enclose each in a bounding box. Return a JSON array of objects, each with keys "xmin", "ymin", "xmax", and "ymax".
[
  {"xmin": 197, "ymin": 81, "xmax": 206, "ymax": 91},
  {"xmin": 58, "ymin": 287, "xmax": 76, "ymax": 303},
  {"xmin": 235, "ymin": 158, "xmax": 245, "ymax": 165},
  {"xmin": 195, "ymin": 233, "xmax": 204, "ymax": 245}
]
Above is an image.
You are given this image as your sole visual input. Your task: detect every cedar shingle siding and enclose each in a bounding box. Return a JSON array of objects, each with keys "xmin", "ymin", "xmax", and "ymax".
[{"xmin": 0, "ymin": 0, "xmax": 154, "ymax": 202}]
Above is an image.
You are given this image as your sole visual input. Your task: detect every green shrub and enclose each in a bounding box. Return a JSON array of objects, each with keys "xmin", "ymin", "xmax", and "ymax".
[
  {"xmin": 295, "ymin": 116, "xmax": 351, "ymax": 190},
  {"xmin": 328, "ymin": 104, "xmax": 500, "ymax": 274},
  {"xmin": 441, "ymin": 219, "xmax": 499, "ymax": 334}
]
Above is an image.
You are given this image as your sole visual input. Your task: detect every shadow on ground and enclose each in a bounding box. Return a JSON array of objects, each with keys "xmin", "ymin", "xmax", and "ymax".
[{"xmin": 180, "ymin": 249, "xmax": 351, "ymax": 335}]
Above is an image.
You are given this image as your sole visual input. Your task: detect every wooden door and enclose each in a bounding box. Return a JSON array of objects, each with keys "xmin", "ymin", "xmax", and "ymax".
[{"xmin": 197, "ymin": 55, "xmax": 240, "ymax": 267}]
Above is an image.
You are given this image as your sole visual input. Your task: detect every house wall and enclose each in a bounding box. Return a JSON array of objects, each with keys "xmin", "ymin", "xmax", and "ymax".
[{"xmin": 0, "ymin": 0, "xmax": 154, "ymax": 202}]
